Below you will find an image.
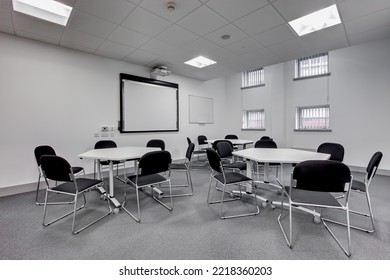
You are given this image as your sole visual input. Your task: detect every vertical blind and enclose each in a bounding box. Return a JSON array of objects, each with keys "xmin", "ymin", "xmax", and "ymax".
[
  {"xmin": 242, "ymin": 68, "xmax": 264, "ymax": 88},
  {"xmin": 296, "ymin": 105, "xmax": 330, "ymax": 130},
  {"xmin": 295, "ymin": 53, "xmax": 329, "ymax": 78},
  {"xmin": 242, "ymin": 109, "xmax": 265, "ymax": 129}
]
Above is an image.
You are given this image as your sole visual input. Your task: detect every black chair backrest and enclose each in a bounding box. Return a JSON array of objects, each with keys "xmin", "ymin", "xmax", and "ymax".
[
  {"xmin": 186, "ymin": 137, "xmax": 192, "ymax": 146},
  {"xmin": 260, "ymin": 136, "xmax": 272, "ymax": 141},
  {"xmin": 293, "ymin": 160, "xmax": 351, "ymax": 193},
  {"xmin": 41, "ymin": 155, "xmax": 72, "ymax": 182},
  {"xmin": 367, "ymin": 152, "xmax": 383, "ymax": 179},
  {"xmin": 146, "ymin": 139, "xmax": 165, "ymax": 150},
  {"xmin": 215, "ymin": 141, "xmax": 233, "ymax": 159},
  {"xmin": 206, "ymin": 148, "xmax": 223, "ymax": 173},
  {"xmin": 255, "ymin": 139, "xmax": 277, "ymax": 148},
  {"xmin": 198, "ymin": 135, "xmax": 208, "ymax": 145},
  {"xmin": 186, "ymin": 143, "xmax": 195, "ymax": 161},
  {"xmin": 34, "ymin": 145, "xmax": 56, "ymax": 166},
  {"xmin": 317, "ymin": 142, "xmax": 344, "ymax": 162},
  {"xmin": 212, "ymin": 140, "xmax": 233, "ymax": 151},
  {"xmin": 138, "ymin": 150, "xmax": 171, "ymax": 176},
  {"xmin": 225, "ymin": 134, "xmax": 238, "ymax": 140},
  {"xmin": 95, "ymin": 140, "xmax": 117, "ymax": 149}
]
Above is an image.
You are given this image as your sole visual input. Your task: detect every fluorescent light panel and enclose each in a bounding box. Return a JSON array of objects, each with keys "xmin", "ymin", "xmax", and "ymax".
[
  {"xmin": 185, "ymin": 56, "xmax": 216, "ymax": 68},
  {"xmin": 288, "ymin": 4, "xmax": 341, "ymax": 36},
  {"xmin": 12, "ymin": 0, "xmax": 73, "ymax": 26}
]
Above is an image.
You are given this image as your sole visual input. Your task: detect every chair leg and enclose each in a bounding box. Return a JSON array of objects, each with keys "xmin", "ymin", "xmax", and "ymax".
[
  {"xmin": 277, "ymin": 191, "xmax": 292, "ymax": 248},
  {"xmin": 122, "ymin": 186, "xmax": 141, "ymax": 223},
  {"xmin": 152, "ymin": 182, "xmax": 173, "ymax": 211}
]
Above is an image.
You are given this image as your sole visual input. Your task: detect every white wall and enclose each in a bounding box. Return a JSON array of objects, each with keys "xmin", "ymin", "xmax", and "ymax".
[
  {"xmin": 0, "ymin": 33, "xmax": 227, "ymax": 189},
  {"xmin": 225, "ymin": 37, "xmax": 390, "ymax": 171}
]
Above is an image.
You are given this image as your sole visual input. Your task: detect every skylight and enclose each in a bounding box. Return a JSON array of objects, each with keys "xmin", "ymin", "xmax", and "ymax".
[
  {"xmin": 12, "ymin": 0, "xmax": 73, "ymax": 26},
  {"xmin": 185, "ymin": 56, "xmax": 217, "ymax": 68},
  {"xmin": 288, "ymin": 4, "xmax": 341, "ymax": 36}
]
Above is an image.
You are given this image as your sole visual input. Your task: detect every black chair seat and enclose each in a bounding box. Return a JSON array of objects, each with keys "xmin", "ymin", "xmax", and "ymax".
[
  {"xmin": 287, "ymin": 187, "xmax": 342, "ymax": 208},
  {"xmin": 215, "ymin": 172, "xmax": 251, "ymax": 185},
  {"xmin": 171, "ymin": 163, "xmax": 187, "ymax": 170},
  {"xmin": 128, "ymin": 173, "xmax": 167, "ymax": 187},
  {"xmin": 71, "ymin": 166, "xmax": 84, "ymax": 174},
  {"xmin": 351, "ymin": 180, "xmax": 366, "ymax": 192},
  {"xmin": 224, "ymin": 161, "xmax": 246, "ymax": 171},
  {"xmin": 52, "ymin": 178, "xmax": 102, "ymax": 194}
]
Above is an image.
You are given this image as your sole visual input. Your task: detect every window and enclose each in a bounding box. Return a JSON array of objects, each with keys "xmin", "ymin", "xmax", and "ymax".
[
  {"xmin": 242, "ymin": 109, "xmax": 265, "ymax": 130},
  {"xmin": 294, "ymin": 53, "xmax": 329, "ymax": 79},
  {"xmin": 295, "ymin": 105, "xmax": 330, "ymax": 131},
  {"xmin": 241, "ymin": 68, "xmax": 264, "ymax": 88}
]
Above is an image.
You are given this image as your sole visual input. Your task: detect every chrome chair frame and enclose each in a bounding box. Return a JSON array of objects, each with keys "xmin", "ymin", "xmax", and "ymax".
[
  {"xmin": 41, "ymin": 155, "xmax": 112, "ymax": 234},
  {"xmin": 206, "ymin": 148, "xmax": 260, "ymax": 219},
  {"xmin": 277, "ymin": 160, "xmax": 353, "ymax": 256}
]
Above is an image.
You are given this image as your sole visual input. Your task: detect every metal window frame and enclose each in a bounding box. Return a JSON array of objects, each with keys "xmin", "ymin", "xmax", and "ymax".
[
  {"xmin": 295, "ymin": 53, "xmax": 329, "ymax": 79},
  {"xmin": 242, "ymin": 109, "xmax": 265, "ymax": 130},
  {"xmin": 241, "ymin": 68, "xmax": 265, "ymax": 88},
  {"xmin": 295, "ymin": 104, "xmax": 330, "ymax": 131}
]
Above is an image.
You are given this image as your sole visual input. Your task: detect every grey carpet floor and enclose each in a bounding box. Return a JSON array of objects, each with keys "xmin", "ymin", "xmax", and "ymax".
[{"xmin": 1, "ymin": 166, "xmax": 389, "ymax": 260}]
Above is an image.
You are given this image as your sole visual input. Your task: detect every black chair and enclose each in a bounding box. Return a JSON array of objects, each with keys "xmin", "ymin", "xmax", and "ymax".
[
  {"xmin": 34, "ymin": 145, "xmax": 84, "ymax": 205},
  {"xmin": 197, "ymin": 135, "xmax": 208, "ymax": 150},
  {"xmin": 317, "ymin": 142, "xmax": 345, "ymax": 162},
  {"xmin": 225, "ymin": 134, "xmax": 238, "ymax": 140},
  {"xmin": 187, "ymin": 137, "xmax": 206, "ymax": 163},
  {"xmin": 335, "ymin": 152, "xmax": 383, "ymax": 233},
  {"xmin": 212, "ymin": 139, "xmax": 233, "ymax": 151},
  {"xmin": 215, "ymin": 141, "xmax": 246, "ymax": 172},
  {"xmin": 40, "ymin": 155, "xmax": 112, "ymax": 234},
  {"xmin": 163, "ymin": 143, "xmax": 195, "ymax": 198},
  {"xmin": 278, "ymin": 160, "xmax": 353, "ymax": 256},
  {"xmin": 260, "ymin": 136, "xmax": 272, "ymax": 141},
  {"xmin": 206, "ymin": 148, "xmax": 260, "ymax": 219},
  {"xmin": 122, "ymin": 150, "xmax": 173, "ymax": 223},
  {"xmin": 146, "ymin": 139, "xmax": 165, "ymax": 150},
  {"xmin": 94, "ymin": 140, "xmax": 124, "ymax": 179}
]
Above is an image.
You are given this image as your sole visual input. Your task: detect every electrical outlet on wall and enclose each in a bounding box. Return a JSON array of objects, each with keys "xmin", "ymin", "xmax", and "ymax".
[{"xmin": 101, "ymin": 126, "xmax": 109, "ymax": 132}]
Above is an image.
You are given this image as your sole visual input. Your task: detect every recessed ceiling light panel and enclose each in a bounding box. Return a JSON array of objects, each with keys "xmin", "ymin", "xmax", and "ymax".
[
  {"xmin": 288, "ymin": 4, "xmax": 341, "ymax": 36},
  {"xmin": 185, "ymin": 56, "xmax": 216, "ymax": 68},
  {"xmin": 12, "ymin": 0, "xmax": 73, "ymax": 26}
]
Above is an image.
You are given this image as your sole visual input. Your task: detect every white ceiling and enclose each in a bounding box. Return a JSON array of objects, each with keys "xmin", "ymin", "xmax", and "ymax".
[{"xmin": 1, "ymin": 0, "xmax": 390, "ymax": 81}]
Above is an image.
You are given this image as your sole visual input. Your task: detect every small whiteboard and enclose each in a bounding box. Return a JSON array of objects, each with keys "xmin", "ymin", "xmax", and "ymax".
[{"xmin": 189, "ymin": 95, "xmax": 214, "ymax": 124}]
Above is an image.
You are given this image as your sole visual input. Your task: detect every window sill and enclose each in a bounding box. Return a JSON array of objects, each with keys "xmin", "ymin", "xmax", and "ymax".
[
  {"xmin": 241, "ymin": 84, "xmax": 265, "ymax": 90},
  {"xmin": 241, "ymin": 128, "xmax": 266, "ymax": 131},
  {"xmin": 293, "ymin": 73, "xmax": 330, "ymax": 81},
  {"xmin": 294, "ymin": 129, "xmax": 332, "ymax": 132}
]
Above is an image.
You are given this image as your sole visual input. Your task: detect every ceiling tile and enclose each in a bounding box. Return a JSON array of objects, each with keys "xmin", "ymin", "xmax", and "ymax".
[
  {"xmin": 68, "ymin": 10, "xmax": 117, "ymax": 38},
  {"xmin": 162, "ymin": 47, "xmax": 193, "ymax": 63},
  {"xmin": 109, "ymin": 26, "xmax": 150, "ymax": 48},
  {"xmin": 234, "ymin": 5, "xmax": 285, "ymax": 36},
  {"xmin": 268, "ymin": 37, "xmax": 313, "ymax": 61},
  {"xmin": 241, "ymin": 48, "xmax": 281, "ymax": 67},
  {"xmin": 253, "ymin": 24, "xmax": 296, "ymax": 46},
  {"xmin": 15, "ymin": 30, "xmax": 60, "ymax": 45},
  {"xmin": 140, "ymin": 0, "xmax": 202, "ymax": 23},
  {"xmin": 121, "ymin": 7, "xmax": 172, "ymax": 37},
  {"xmin": 126, "ymin": 0, "xmax": 142, "ymax": 5},
  {"xmin": 156, "ymin": 25, "xmax": 199, "ymax": 47},
  {"xmin": 61, "ymin": 28, "xmax": 104, "ymax": 50},
  {"xmin": 0, "ymin": 0, "xmax": 11, "ymax": 10},
  {"xmin": 141, "ymin": 39, "xmax": 178, "ymax": 57},
  {"xmin": 177, "ymin": 5, "xmax": 229, "ymax": 36},
  {"xmin": 182, "ymin": 37, "xmax": 220, "ymax": 54},
  {"xmin": 225, "ymin": 37, "xmax": 265, "ymax": 55},
  {"xmin": 12, "ymin": 12, "xmax": 65, "ymax": 41},
  {"xmin": 349, "ymin": 25, "xmax": 390, "ymax": 45},
  {"xmin": 344, "ymin": 8, "xmax": 390, "ymax": 36},
  {"xmin": 60, "ymin": 41, "xmax": 95, "ymax": 53},
  {"xmin": 271, "ymin": 0, "xmax": 336, "ymax": 22},
  {"xmin": 75, "ymin": 0, "xmax": 136, "ymax": 25},
  {"xmin": 0, "ymin": 7, "xmax": 12, "ymax": 28},
  {"xmin": 206, "ymin": 47, "xmax": 239, "ymax": 63},
  {"xmin": 300, "ymin": 25, "xmax": 349, "ymax": 54},
  {"xmin": 124, "ymin": 49, "xmax": 161, "ymax": 65},
  {"xmin": 204, "ymin": 24, "xmax": 249, "ymax": 47},
  {"xmin": 339, "ymin": 0, "xmax": 390, "ymax": 22},
  {"xmin": 57, "ymin": 0, "xmax": 77, "ymax": 7},
  {"xmin": 95, "ymin": 40, "xmax": 135, "ymax": 60},
  {"xmin": 206, "ymin": 0, "xmax": 268, "ymax": 21}
]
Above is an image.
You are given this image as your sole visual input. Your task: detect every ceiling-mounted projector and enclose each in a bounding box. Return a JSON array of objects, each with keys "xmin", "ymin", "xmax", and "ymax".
[{"xmin": 151, "ymin": 65, "xmax": 171, "ymax": 77}]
